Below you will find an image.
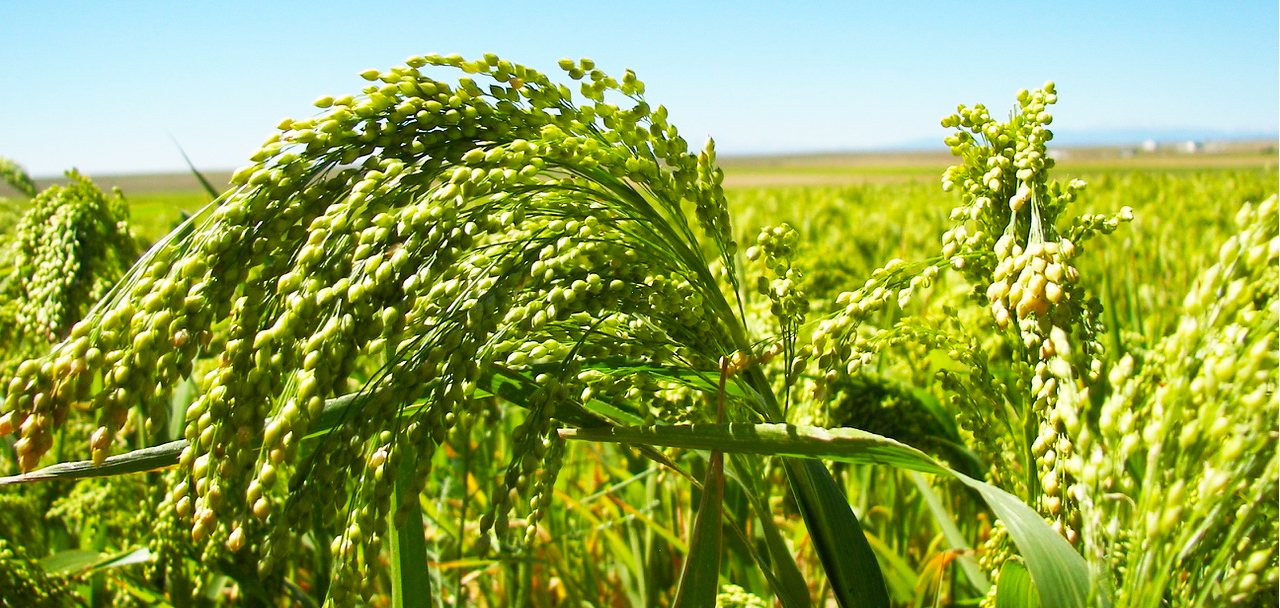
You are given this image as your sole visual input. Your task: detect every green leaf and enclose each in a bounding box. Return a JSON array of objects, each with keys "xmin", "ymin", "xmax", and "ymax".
[
  {"xmin": 391, "ymin": 452, "xmax": 432, "ymax": 608},
  {"xmin": 753, "ymin": 516, "xmax": 814, "ymax": 608},
  {"xmin": 720, "ymin": 506, "xmax": 812, "ymax": 608},
  {"xmin": 0, "ymin": 389, "xmax": 391, "ymax": 485},
  {"xmin": 970, "ymin": 480, "xmax": 1096, "ymax": 608},
  {"xmin": 0, "ymin": 373, "xmax": 597, "ymax": 485},
  {"xmin": 170, "ymin": 136, "xmax": 223, "ymax": 200},
  {"xmin": 0, "ymin": 362, "xmax": 644, "ymax": 485},
  {"xmin": 909, "ymin": 471, "xmax": 990, "ymax": 593},
  {"xmin": 724, "ymin": 453, "xmax": 813, "ymax": 608},
  {"xmin": 38, "ymin": 550, "xmax": 104, "ymax": 576},
  {"xmin": 111, "ymin": 573, "xmax": 175, "ymax": 606},
  {"xmin": 785, "ymin": 457, "xmax": 889, "ymax": 607},
  {"xmin": 37, "ymin": 547, "xmax": 152, "ymax": 576},
  {"xmin": 859, "ymin": 532, "xmax": 919, "ymax": 603},
  {"xmin": 558, "ymin": 422, "xmax": 1097, "ymax": 608},
  {"xmin": 672, "ymin": 450, "xmax": 725, "ymax": 607},
  {"xmin": 92, "ymin": 547, "xmax": 153, "ymax": 570},
  {"xmin": 0, "ymin": 440, "xmax": 187, "ymax": 485},
  {"xmin": 996, "ymin": 560, "xmax": 1040, "ymax": 608}
]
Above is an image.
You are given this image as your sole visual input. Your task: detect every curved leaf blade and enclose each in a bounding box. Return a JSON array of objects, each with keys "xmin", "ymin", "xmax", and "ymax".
[
  {"xmin": 38, "ymin": 547, "xmax": 152, "ymax": 576},
  {"xmin": 996, "ymin": 560, "xmax": 1040, "ymax": 608},
  {"xmin": 0, "ymin": 440, "xmax": 187, "ymax": 485},
  {"xmin": 672, "ymin": 450, "xmax": 725, "ymax": 607},
  {"xmin": 909, "ymin": 471, "xmax": 990, "ymax": 594},
  {"xmin": 724, "ymin": 453, "xmax": 814, "ymax": 608},
  {"xmin": 785, "ymin": 457, "xmax": 889, "ymax": 607},
  {"xmin": 558, "ymin": 422, "xmax": 1096, "ymax": 608}
]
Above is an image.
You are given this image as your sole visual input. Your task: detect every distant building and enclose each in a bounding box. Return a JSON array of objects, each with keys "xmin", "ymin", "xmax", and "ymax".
[
  {"xmin": 1181, "ymin": 140, "xmax": 1201, "ymax": 153},
  {"xmin": 1142, "ymin": 139, "xmax": 1158, "ymax": 153}
]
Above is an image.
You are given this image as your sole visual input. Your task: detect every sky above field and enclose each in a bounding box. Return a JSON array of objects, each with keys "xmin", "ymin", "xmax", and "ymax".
[{"xmin": 3, "ymin": 1, "xmax": 1277, "ymax": 177}]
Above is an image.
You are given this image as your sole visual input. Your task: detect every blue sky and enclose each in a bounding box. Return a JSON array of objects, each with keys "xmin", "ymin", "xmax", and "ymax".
[{"xmin": 3, "ymin": 1, "xmax": 1277, "ymax": 177}]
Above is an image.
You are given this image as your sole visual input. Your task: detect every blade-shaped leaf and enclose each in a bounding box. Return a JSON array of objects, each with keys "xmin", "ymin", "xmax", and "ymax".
[
  {"xmin": 558, "ymin": 422, "xmax": 1096, "ymax": 608},
  {"xmin": 971, "ymin": 480, "xmax": 1095, "ymax": 608},
  {"xmin": 0, "ymin": 368, "xmax": 607, "ymax": 486},
  {"xmin": 0, "ymin": 440, "xmax": 187, "ymax": 485},
  {"xmin": 859, "ymin": 531, "xmax": 919, "ymax": 603},
  {"xmin": 38, "ymin": 550, "xmax": 105, "ymax": 576},
  {"xmin": 1, "ymin": 389, "xmax": 385, "ymax": 485},
  {"xmin": 38, "ymin": 547, "xmax": 153, "ymax": 576},
  {"xmin": 909, "ymin": 471, "xmax": 990, "ymax": 593},
  {"xmin": 391, "ymin": 453, "xmax": 432, "ymax": 608},
  {"xmin": 753, "ymin": 512, "xmax": 814, "ymax": 608},
  {"xmin": 170, "ymin": 135, "xmax": 222, "ymax": 199},
  {"xmin": 719, "ymin": 503, "xmax": 812, "ymax": 608},
  {"xmin": 996, "ymin": 560, "xmax": 1040, "ymax": 608},
  {"xmin": 0, "ymin": 365, "xmax": 612, "ymax": 482},
  {"xmin": 672, "ymin": 450, "xmax": 725, "ymax": 607},
  {"xmin": 786, "ymin": 457, "xmax": 889, "ymax": 607},
  {"xmin": 724, "ymin": 453, "xmax": 813, "ymax": 608}
]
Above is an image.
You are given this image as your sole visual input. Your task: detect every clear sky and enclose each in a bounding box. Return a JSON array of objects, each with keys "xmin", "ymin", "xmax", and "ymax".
[{"xmin": 3, "ymin": 1, "xmax": 1277, "ymax": 178}]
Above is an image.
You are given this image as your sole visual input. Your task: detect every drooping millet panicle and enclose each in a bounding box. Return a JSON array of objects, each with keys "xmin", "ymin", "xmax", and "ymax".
[
  {"xmin": 7, "ymin": 171, "xmax": 137, "ymax": 346},
  {"xmin": 0, "ymin": 54, "xmax": 761, "ymax": 605},
  {"xmin": 0, "ymin": 157, "xmax": 37, "ymax": 198},
  {"xmin": 0, "ymin": 172, "xmax": 139, "ymax": 469}
]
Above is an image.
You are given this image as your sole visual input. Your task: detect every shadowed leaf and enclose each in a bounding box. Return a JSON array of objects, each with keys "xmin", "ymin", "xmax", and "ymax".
[
  {"xmin": 672, "ymin": 450, "xmax": 725, "ymax": 607},
  {"xmin": 786, "ymin": 457, "xmax": 889, "ymax": 607}
]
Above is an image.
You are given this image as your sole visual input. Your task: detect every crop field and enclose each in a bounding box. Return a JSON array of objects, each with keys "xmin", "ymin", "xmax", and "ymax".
[{"xmin": 0, "ymin": 55, "xmax": 1276, "ymax": 608}]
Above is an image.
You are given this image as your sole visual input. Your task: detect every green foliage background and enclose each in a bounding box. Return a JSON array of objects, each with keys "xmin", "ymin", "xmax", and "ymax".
[{"xmin": 0, "ymin": 57, "xmax": 1274, "ymax": 608}]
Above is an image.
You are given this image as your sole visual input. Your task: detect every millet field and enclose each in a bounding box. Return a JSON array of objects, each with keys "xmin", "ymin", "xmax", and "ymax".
[{"xmin": 0, "ymin": 54, "xmax": 1275, "ymax": 608}]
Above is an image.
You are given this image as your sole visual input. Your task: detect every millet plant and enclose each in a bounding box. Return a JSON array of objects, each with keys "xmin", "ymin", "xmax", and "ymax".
[
  {"xmin": 805, "ymin": 84, "xmax": 1277, "ymax": 606},
  {"xmin": 1, "ymin": 172, "xmax": 138, "ymax": 352},
  {"xmin": 0, "ymin": 168, "xmax": 148, "ymax": 608},
  {"xmin": 0, "ymin": 157, "xmax": 37, "ymax": 199},
  {"xmin": 1, "ymin": 53, "xmax": 898, "ymax": 607},
  {"xmin": 0, "ymin": 57, "xmax": 1274, "ymax": 608}
]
